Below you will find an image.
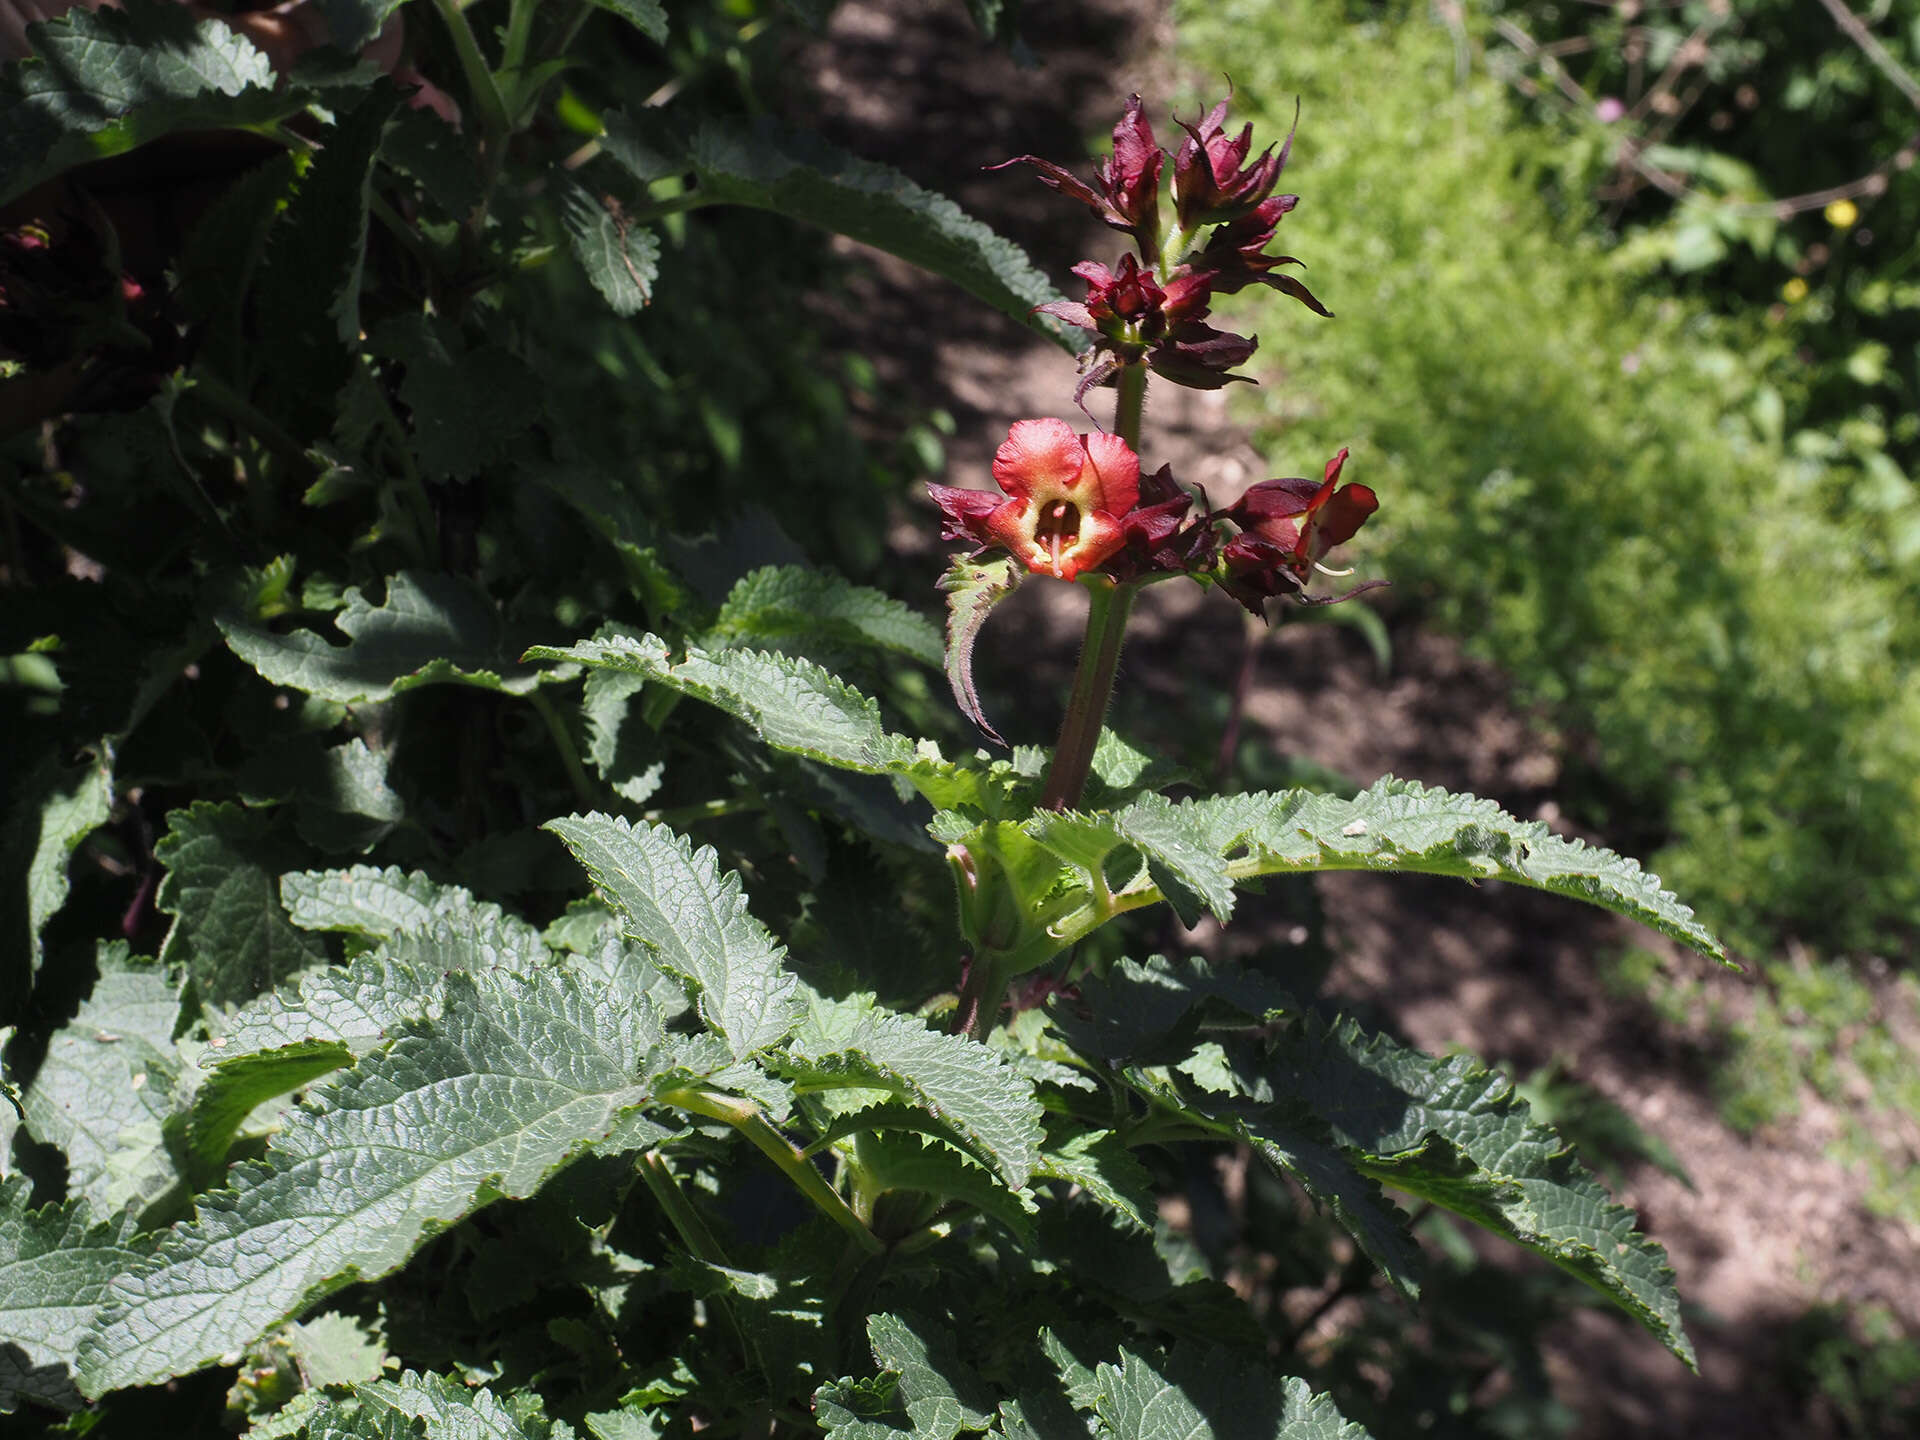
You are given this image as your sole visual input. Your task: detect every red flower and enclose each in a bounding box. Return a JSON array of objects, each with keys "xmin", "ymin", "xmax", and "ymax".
[
  {"xmin": 1172, "ymin": 94, "xmax": 1293, "ymax": 229},
  {"xmin": 992, "ymin": 95, "xmax": 1165, "ymax": 264},
  {"xmin": 929, "ymin": 419, "xmax": 1141, "ymax": 581},
  {"xmin": 1218, "ymin": 447, "xmax": 1379, "ymax": 612},
  {"xmin": 1036, "ymin": 254, "xmax": 1258, "ymax": 405}
]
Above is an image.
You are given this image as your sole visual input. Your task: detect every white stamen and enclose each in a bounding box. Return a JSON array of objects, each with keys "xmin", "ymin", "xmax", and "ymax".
[{"xmin": 1313, "ymin": 560, "xmax": 1355, "ymax": 577}]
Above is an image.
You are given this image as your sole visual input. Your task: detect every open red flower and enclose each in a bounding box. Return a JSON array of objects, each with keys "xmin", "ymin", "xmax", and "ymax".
[
  {"xmin": 928, "ymin": 419, "xmax": 1141, "ymax": 581},
  {"xmin": 1218, "ymin": 447, "xmax": 1379, "ymax": 612}
]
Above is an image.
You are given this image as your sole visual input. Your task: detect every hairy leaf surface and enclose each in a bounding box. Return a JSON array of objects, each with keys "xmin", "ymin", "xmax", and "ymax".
[
  {"xmin": 1251, "ymin": 1015, "xmax": 1695, "ymax": 1367},
  {"xmin": 221, "ymin": 573, "xmax": 547, "ymax": 703},
  {"xmin": 937, "ymin": 555, "xmax": 1020, "ymax": 746},
  {"xmin": 0, "ymin": 1182, "xmax": 152, "ymax": 1413},
  {"xmin": 77, "ymin": 966, "xmax": 680, "ymax": 1394},
  {"xmin": 155, "ymin": 804, "xmax": 328, "ymax": 1007},
  {"xmin": 780, "ymin": 995, "xmax": 1041, "ymax": 1189},
  {"xmin": 713, "ymin": 565, "xmax": 942, "ymax": 668},
  {"xmin": 17, "ymin": 947, "xmax": 184, "ymax": 1217},
  {"xmin": 546, "ymin": 815, "xmax": 801, "ymax": 1057},
  {"xmin": 0, "ymin": 0, "xmax": 295, "ymax": 204}
]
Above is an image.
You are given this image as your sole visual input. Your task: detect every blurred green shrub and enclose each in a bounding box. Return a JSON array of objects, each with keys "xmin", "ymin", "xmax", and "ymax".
[{"xmin": 1178, "ymin": 0, "xmax": 1920, "ymax": 951}]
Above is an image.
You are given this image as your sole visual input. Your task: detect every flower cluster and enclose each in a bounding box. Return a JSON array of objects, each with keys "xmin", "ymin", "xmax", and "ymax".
[
  {"xmin": 997, "ymin": 93, "xmax": 1328, "ymax": 404},
  {"xmin": 932, "ymin": 420, "xmax": 1376, "ymax": 606}
]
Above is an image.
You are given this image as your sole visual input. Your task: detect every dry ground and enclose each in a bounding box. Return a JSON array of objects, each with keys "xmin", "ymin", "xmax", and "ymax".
[{"xmin": 791, "ymin": 3, "xmax": 1920, "ymax": 1434}]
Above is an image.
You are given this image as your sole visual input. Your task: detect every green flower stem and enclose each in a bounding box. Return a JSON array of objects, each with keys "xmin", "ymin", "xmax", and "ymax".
[
  {"xmin": 634, "ymin": 1151, "xmax": 751, "ymax": 1359},
  {"xmin": 662, "ymin": 1087, "xmax": 885, "ymax": 1255},
  {"xmin": 953, "ymin": 951, "xmax": 1003, "ymax": 1044},
  {"xmin": 1039, "ymin": 361, "xmax": 1148, "ymax": 813},
  {"xmin": 1039, "ymin": 578, "xmax": 1136, "ymax": 812},
  {"xmin": 500, "ymin": 0, "xmax": 540, "ymax": 75},
  {"xmin": 430, "ymin": 0, "xmax": 514, "ymax": 162},
  {"xmin": 525, "ymin": 689, "xmax": 596, "ymax": 807}
]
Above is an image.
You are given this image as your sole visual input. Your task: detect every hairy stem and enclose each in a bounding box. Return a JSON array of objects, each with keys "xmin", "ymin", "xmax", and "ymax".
[{"xmin": 1039, "ymin": 362, "xmax": 1148, "ymax": 812}]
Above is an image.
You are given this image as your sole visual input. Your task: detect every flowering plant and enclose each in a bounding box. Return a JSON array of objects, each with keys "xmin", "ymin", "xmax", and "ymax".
[{"xmin": 0, "ymin": 15, "xmax": 1725, "ymax": 1440}]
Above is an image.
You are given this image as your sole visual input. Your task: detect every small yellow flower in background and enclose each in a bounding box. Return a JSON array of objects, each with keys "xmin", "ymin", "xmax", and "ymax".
[
  {"xmin": 1825, "ymin": 198, "xmax": 1859, "ymax": 229},
  {"xmin": 1782, "ymin": 276, "xmax": 1809, "ymax": 303}
]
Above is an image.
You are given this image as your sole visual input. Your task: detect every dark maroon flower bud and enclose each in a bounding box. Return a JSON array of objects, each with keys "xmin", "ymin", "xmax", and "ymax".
[
  {"xmin": 1100, "ymin": 463, "xmax": 1214, "ymax": 583},
  {"xmin": 1172, "ymin": 94, "xmax": 1292, "ymax": 229},
  {"xmin": 993, "ymin": 94, "xmax": 1166, "ymax": 264},
  {"xmin": 1038, "ymin": 255, "xmax": 1257, "ymax": 406},
  {"xmin": 1193, "ymin": 194, "xmax": 1330, "ymax": 317}
]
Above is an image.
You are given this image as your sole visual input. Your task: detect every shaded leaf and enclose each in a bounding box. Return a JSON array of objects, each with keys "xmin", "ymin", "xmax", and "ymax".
[
  {"xmin": 937, "ymin": 555, "xmax": 1019, "ymax": 746},
  {"xmin": 712, "ymin": 565, "xmax": 941, "ymax": 668},
  {"xmin": 780, "ymin": 994, "xmax": 1041, "ymax": 1189},
  {"xmin": 560, "ymin": 176, "xmax": 661, "ymax": 316},
  {"xmin": 155, "ymin": 803, "xmax": 328, "ymax": 1007},
  {"xmin": 222, "ymin": 573, "xmax": 547, "ymax": 703}
]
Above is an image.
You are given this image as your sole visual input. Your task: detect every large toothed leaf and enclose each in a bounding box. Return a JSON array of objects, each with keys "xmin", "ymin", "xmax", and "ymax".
[
  {"xmin": 1248, "ymin": 1014, "xmax": 1694, "ymax": 1368},
  {"xmin": 583, "ymin": 0, "xmax": 668, "ymax": 44},
  {"xmin": 1032, "ymin": 1129, "xmax": 1155, "ymax": 1232},
  {"xmin": 1094, "ymin": 1345, "xmax": 1372, "ymax": 1440},
  {"xmin": 1161, "ymin": 778, "xmax": 1725, "ymax": 961},
  {"xmin": 0, "ymin": 1182, "xmax": 153, "ymax": 1414},
  {"xmin": 76, "ymin": 965, "xmax": 683, "ymax": 1395},
  {"xmin": 854, "ymin": 1132, "xmax": 1037, "ymax": 1241},
  {"xmin": 17, "ymin": 946, "xmax": 184, "ymax": 1218},
  {"xmin": 344, "ymin": 1370, "xmax": 559, "ymax": 1438},
  {"xmin": 155, "ymin": 803, "xmax": 328, "ymax": 1007},
  {"xmin": 280, "ymin": 864, "xmax": 545, "ymax": 964},
  {"xmin": 525, "ymin": 633, "xmax": 916, "ymax": 775},
  {"xmin": 213, "ymin": 952, "xmax": 445, "ymax": 1058},
  {"xmin": 1029, "ymin": 794, "xmax": 1235, "ymax": 929},
  {"xmin": 220, "ymin": 572, "xmax": 547, "ymax": 703},
  {"xmin": 601, "ymin": 114, "xmax": 1080, "ymax": 351},
  {"xmin": 546, "ymin": 815, "xmax": 801, "ymax": 1058},
  {"xmin": 937, "ymin": 555, "xmax": 1020, "ymax": 746},
  {"xmin": 177, "ymin": 1041, "xmax": 353, "ymax": 1187},
  {"xmin": 0, "ymin": 0, "xmax": 299, "ymax": 205},
  {"xmin": 713, "ymin": 565, "xmax": 942, "ymax": 668},
  {"xmin": 819, "ymin": 1312, "xmax": 998, "ymax": 1440},
  {"xmin": 779, "ymin": 995, "xmax": 1042, "ymax": 1189}
]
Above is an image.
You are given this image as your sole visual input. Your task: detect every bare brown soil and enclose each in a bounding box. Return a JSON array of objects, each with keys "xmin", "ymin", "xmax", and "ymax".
[{"xmin": 791, "ymin": 3, "xmax": 1920, "ymax": 1435}]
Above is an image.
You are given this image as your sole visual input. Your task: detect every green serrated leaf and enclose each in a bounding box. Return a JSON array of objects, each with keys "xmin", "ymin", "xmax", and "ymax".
[
  {"xmin": 669, "ymin": 117, "xmax": 1080, "ymax": 351},
  {"xmin": 1096, "ymin": 779, "xmax": 1726, "ymax": 961},
  {"xmin": 0, "ymin": 0, "xmax": 298, "ymax": 205},
  {"xmin": 526, "ymin": 633, "xmax": 917, "ymax": 778},
  {"xmin": 1030, "ymin": 794, "xmax": 1235, "ymax": 929},
  {"xmin": 5, "ymin": 743, "xmax": 113, "ymax": 983},
  {"xmin": 155, "ymin": 803, "xmax": 329, "ymax": 1007},
  {"xmin": 15, "ymin": 945, "xmax": 184, "ymax": 1218},
  {"xmin": 546, "ymin": 814, "xmax": 801, "ymax": 1057},
  {"xmin": 222, "ymin": 573, "xmax": 547, "ymax": 703},
  {"xmin": 560, "ymin": 176, "xmax": 661, "ymax": 316},
  {"xmin": 77, "ymin": 966, "xmax": 686, "ymax": 1395},
  {"xmin": 937, "ymin": 555, "xmax": 1020, "ymax": 746},
  {"xmin": 712, "ymin": 565, "xmax": 942, "ymax": 668},
  {"xmin": 869, "ymin": 1312, "xmax": 997, "ymax": 1440},
  {"xmin": 252, "ymin": 88, "xmax": 399, "ymax": 418},
  {"xmin": 1047, "ymin": 955, "xmax": 1293, "ymax": 1066},
  {"xmin": 180, "ymin": 1041, "xmax": 353, "ymax": 1186},
  {"xmin": 1095, "ymin": 1345, "xmax": 1372, "ymax": 1440},
  {"xmin": 214, "ymin": 953, "xmax": 443, "ymax": 1058},
  {"xmin": 1252, "ymin": 1014, "xmax": 1695, "ymax": 1367},
  {"xmin": 1031, "ymin": 1128, "xmax": 1155, "ymax": 1232},
  {"xmin": 855, "ymin": 1131, "xmax": 1037, "ymax": 1239},
  {"xmin": 318, "ymin": 0, "xmax": 408, "ymax": 54},
  {"xmin": 280, "ymin": 864, "xmax": 545, "ymax": 957},
  {"xmin": 0, "ymin": 1180, "xmax": 154, "ymax": 1414},
  {"xmin": 373, "ymin": 316, "xmax": 541, "ymax": 481},
  {"xmin": 351, "ymin": 1370, "xmax": 552, "ymax": 1439},
  {"xmin": 283, "ymin": 1311, "xmax": 386, "ymax": 1389},
  {"xmin": 779, "ymin": 994, "xmax": 1041, "ymax": 1189},
  {"xmin": 584, "ymin": 0, "xmax": 668, "ymax": 43}
]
